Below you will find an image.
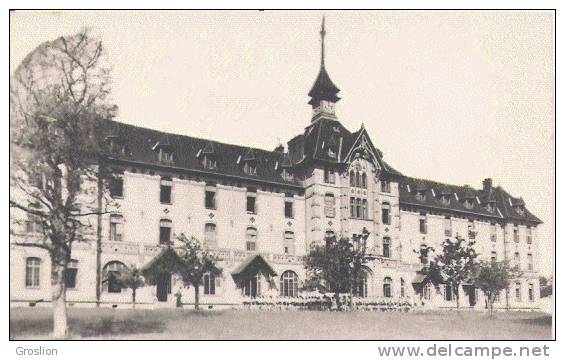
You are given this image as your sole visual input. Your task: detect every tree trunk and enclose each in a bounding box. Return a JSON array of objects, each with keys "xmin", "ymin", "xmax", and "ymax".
[
  {"xmin": 132, "ymin": 288, "xmax": 136, "ymax": 310},
  {"xmin": 51, "ymin": 261, "xmax": 68, "ymax": 339},
  {"xmin": 455, "ymin": 285, "xmax": 460, "ymax": 310},
  {"xmin": 95, "ymin": 170, "xmax": 103, "ymax": 308},
  {"xmin": 194, "ymin": 285, "xmax": 200, "ymax": 310}
]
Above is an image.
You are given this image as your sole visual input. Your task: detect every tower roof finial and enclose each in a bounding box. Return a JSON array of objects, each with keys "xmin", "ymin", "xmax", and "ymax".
[{"xmin": 320, "ymin": 15, "xmax": 326, "ymax": 67}]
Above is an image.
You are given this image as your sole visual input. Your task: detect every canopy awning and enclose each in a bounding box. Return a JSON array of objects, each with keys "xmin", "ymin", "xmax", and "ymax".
[{"xmin": 231, "ymin": 254, "xmax": 277, "ymax": 279}]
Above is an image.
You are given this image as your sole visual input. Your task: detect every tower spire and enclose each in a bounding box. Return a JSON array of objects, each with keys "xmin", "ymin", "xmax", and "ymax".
[{"xmin": 320, "ymin": 16, "xmax": 326, "ymax": 67}]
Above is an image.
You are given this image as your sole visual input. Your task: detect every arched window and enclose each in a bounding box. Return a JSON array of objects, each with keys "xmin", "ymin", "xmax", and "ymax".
[
  {"xmin": 383, "ymin": 277, "xmax": 393, "ymax": 298},
  {"xmin": 159, "ymin": 219, "xmax": 172, "ymax": 245},
  {"xmin": 25, "ymin": 257, "xmax": 41, "ymax": 288},
  {"xmin": 109, "ymin": 214, "xmax": 124, "ymax": 242},
  {"xmin": 349, "ymin": 170, "xmax": 355, "ymax": 187},
  {"xmin": 283, "ymin": 231, "xmax": 295, "ymax": 255},
  {"xmin": 355, "ymin": 172, "xmax": 361, "ymax": 188},
  {"xmin": 203, "ymin": 272, "xmax": 216, "ymax": 295},
  {"xmin": 246, "ymin": 227, "xmax": 258, "ymax": 251},
  {"xmin": 423, "ymin": 282, "xmax": 432, "ymax": 300},
  {"xmin": 382, "ymin": 237, "xmax": 391, "ymax": 258},
  {"xmin": 400, "ymin": 278, "xmax": 406, "ymax": 297},
  {"xmin": 382, "ymin": 202, "xmax": 391, "ymax": 225},
  {"xmin": 280, "ymin": 271, "xmax": 299, "ymax": 297},
  {"xmin": 65, "ymin": 259, "xmax": 78, "ymax": 289},
  {"xmin": 361, "ymin": 172, "xmax": 367, "ymax": 188},
  {"xmin": 103, "ymin": 261, "xmax": 127, "ymax": 293},
  {"xmin": 204, "ymin": 223, "xmax": 217, "ymax": 248}
]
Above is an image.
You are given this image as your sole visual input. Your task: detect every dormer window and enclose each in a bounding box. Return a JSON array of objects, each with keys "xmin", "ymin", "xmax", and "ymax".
[
  {"xmin": 415, "ymin": 191, "xmax": 426, "ymax": 202},
  {"xmin": 381, "ymin": 179, "xmax": 391, "ymax": 193},
  {"xmin": 202, "ymin": 155, "xmax": 217, "ymax": 170},
  {"xmin": 160, "ymin": 149, "xmax": 173, "ymax": 163},
  {"xmin": 486, "ymin": 201, "xmax": 496, "ymax": 213},
  {"xmin": 106, "ymin": 135, "xmax": 129, "ymax": 156},
  {"xmin": 281, "ymin": 168, "xmax": 294, "ymax": 182},
  {"xmin": 440, "ymin": 194, "xmax": 451, "ymax": 205},
  {"xmin": 463, "ymin": 199, "xmax": 473, "ymax": 209},
  {"xmin": 243, "ymin": 161, "xmax": 257, "ymax": 176},
  {"xmin": 241, "ymin": 148, "xmax": 257, "ymax": 176}
]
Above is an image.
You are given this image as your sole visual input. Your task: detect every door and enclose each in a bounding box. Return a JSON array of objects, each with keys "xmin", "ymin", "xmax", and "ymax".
[
  {"xmin": 243, "ymin": 274, "xmax": 261, "ymax": 298},
  {"xmin": 156, "ymin": 273, "xmax": 171, "ymax": 302}
]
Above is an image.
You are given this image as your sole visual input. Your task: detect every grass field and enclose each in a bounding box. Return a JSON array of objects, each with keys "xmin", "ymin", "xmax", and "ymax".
[{"xmin": 10, "ymin": 307, "xmax": 552, "ymax": 340}]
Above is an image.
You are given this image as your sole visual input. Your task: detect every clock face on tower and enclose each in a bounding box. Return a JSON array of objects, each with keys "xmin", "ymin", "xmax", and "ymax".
[{"xmin": 314, "ymin": 100, "xmax": 335, "ymax": 117}]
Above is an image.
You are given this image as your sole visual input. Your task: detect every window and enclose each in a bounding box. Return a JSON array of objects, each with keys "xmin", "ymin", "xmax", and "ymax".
[
  {"xmin": 202, "ymin": 155, "xmax": 217, "ymax": 170},
  {"xmin": 324, "ymin": 193, "xmax": 335, "ymax": 218},
  {"xmin": 444, "ymin": 284, "xmax": 453, "ymax": 301},
  {"xmin": 383, "ymin": 277, "xmax": 393, "ymax": 298},
  {"xmin": 527, "ymin": 253, "xmax": 533, "ymax": 271},
  {"xmin": 280, "ymin": 271, "xmax": 299, "ymax": 297},
  {"xmin": 355, "ymin": 274, "xmax": 368, "ymax": 298},
  {"xmin": 159, "ymin": 219, "xmax": 172, "ymax": 245},
  {"xmin": 25, "ymin": 257, "xmax": 41, "ymax": 288},
  {"xmin": 283, "ymin": 231, "xmax": 295, "ymax": 255},
  {"xmin": 349, "ymin": 170, "xmax": 355, "ymax": 187},
  {"xmin": 381, "ymin": 179, "xmax": 391, "ymax": 193},
  {"xmin": 109, "ymin": 176, "xmax": 124, "ymax": 198},
  {"xmin": 444, "ymin": 216, "xmax": 452, "ymax": 237},
  {"xmin": 468, "ymin": 220, "xmax": 476, "ymax": 239},
  {"xmin": 415, "ymin": 191, "xmax": 426, "ymax": 202},
  {"xmin": 419, "ymin": 213, "xmax": 427, "ymax": 234},
  {"xmin": 513, "ymin": 224, "xmax": 519, "ymax": 243},
  {"xmin": 463, "ymin": 199, "xmax": 473, "ymax": 209},
  {"xmin": 515, "ymin": 282, "xmax": 522, "ymax": 302},
  {"xmin": 361, "ymin": 173, "xmax": 367, "ymax": 188},
  {"xmin": 246, "ymin": 191, "xmax": 256, "ymax": 214},
  {"xmin": 285, "ymin": 197, "xmax": 294, "ymax": 219},
  {"xmin": 243, "ymin": 162, "xmax": 257, "ymax": 176},
  {"xmin": 490, "ymin": 223, "xmax": 497, "ymax": 242},
  {"xmin": 528, "ymin": 283, "xmax": 534, "ymax": 302},
  {"xmin": 204, "ymin": 223, "xmax": 217, "ymax": 248},
  {"xmin": 423, "ymin": 282, "xmax": 432, "ymax": 300},
  {"xmin": 104, "ymin": 261, "xmax": 126, "ymax": 293},
  {"xmin": 205, "ymin": 185, "xmax": 216, "ymax": 210},
  {"xmin": 109, "ymin": 214, "xmax": 124, "ymax": 242},
  {"xmin": 203, "ymin": 273, "xmax": 216, "ymax": 295},
  {"xmin": 356, "ymin": 198, "xmax": 362, "ymax": 219},
  {"xmin": 246, "ymin": 227, "xmax": 257, "ymax": 251},
  {"xmin": 159, "ymin": 149, "xmax": 174, "ymax": 163},
  {"xmin": 400, "ymin": 278, "xmax": 406, "ymax": 297},
  {"xmin": 382, "ymin": 202, "xmax": 391, "ymax": 225},
  {"xmin": 362, "ymin": 199, "xmax": 368, "ymax": 220},
  {"xmin": 355, "ymin": 172, "xmax": 361, "ymax": 188},
  {"xmin": 491, "ymin": 251, "xmax": 497, "ymax": 262},
  {"xmin": 65, "ymin": 260, "xmax": 78, "ymax": 289},
  {"xmin": 160, "ymin": 177, "xmax": 172, "ymax": 204},
  {"xmin": 440, "ymin": 195, "xmax": 451, "ymax": 205},
  {"xmin": 25, "ymin": 215, "xmax": 42, "ymax": 234},
  {"xmin": 350, "ymin": 197, "xmax": 355, "ymax": 218},
  {"xmin": 324, "ymin": 167, "xmax": 335, "ymax": 184},
  {"xmin": 514, "ymin": 252, "xmax": 521, "ymax": 270},
  {"xmin": 382, "ymin": 237, "xmax": 391, "ymax": 258},
  {"xmin": 527, "ymin": 226, "xmax": 532, "ymax": 244}
]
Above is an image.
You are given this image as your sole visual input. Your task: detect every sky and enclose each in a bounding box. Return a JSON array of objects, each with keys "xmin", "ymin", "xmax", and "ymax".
[{"xmin": 10, "ymin": 10, "xmax": 555, "ymax": 276}]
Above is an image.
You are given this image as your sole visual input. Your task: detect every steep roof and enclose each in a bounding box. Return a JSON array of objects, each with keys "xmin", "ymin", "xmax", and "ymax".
[
  {"xmin": 307, "ymin": 66, "xmax": 340, "ymax": 105},
  {"xmin": 103, "ymin": 121, "xmax": 302, "ymax": 187}
]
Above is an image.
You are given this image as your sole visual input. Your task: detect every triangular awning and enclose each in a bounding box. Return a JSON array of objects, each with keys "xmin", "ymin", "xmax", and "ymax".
[{"xmin": 231, "ymin": 254, "xmax": 277, "ymax": 278}]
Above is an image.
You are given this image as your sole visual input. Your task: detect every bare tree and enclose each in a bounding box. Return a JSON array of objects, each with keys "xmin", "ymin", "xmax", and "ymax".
[{"xmin": 10, "ymin": 29, "xmax": 117, "ymax": 338}]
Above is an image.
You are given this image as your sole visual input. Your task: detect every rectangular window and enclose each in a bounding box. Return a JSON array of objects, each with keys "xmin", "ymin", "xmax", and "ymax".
[
  {"xmin": 419, "ymin": 213, "xmax": 427, "ymax": 234},
  {"xmin": 514, "ymin": 252, "xmax": 521, "ymax": 270},
  {"xmin": 109, "ymin": 177, "xmax": 124, "ymax": 198},
  {"xmin": 204, "ymin": 223, "xmax": 217, "ymax": 248},
  {"xmin": 64, "ymin": 260, "xmax": 78, "ymax": 289},
  {"xmin": 25, "ymin": 216, "xmax": 42, "ymax": 234},
  {"xmin": 109, "ymin": 215, "xmax": 124, "ymax": 242},
  {"xmin": 527, "ymin": 226, "xmax": 532, "ymax": 244},
  {"xmin": 284, "ymin": 231, "xmax": 295, "ymax": 255},
  {"xmin": 203, "ymin": 273, "xmax": 216, "ymax": 295},
  {"xmin": 491, "ymin": 251, "xmax": 497, "ymax": 262},
  {"xmin": 528, "ymin": 283, "xmax": 534, "ymax": 302},
  {"xmin": 350, "ymin": 197, "xmax": 356, "ymax": 218},
  {"xmin": 515, "ymin": 282, "xmax": 522, "ymax": 302},
  {"xmin": 381, "ymin": 180, "xmax": 391, "ymax": 193},
  {"xmin": 490, "ymin": 223, "xmax": 497, "ymax": 242},
  {"xmin": 382, "ymin": 237, "xmax": 391, "ymax": 258},
  {"xmin": 382, "ymin": 203, "xmax": 391, "ymax": 225},
  {"xmin": 246, "ymin": 194, "xmax": 256, "ymax": 213},
  {"xmin": 324, "ymin": 193, "xmax": 335, "ymax": 218},
  {"xmin": 160, "ymin": 178, "xmax": 172, "ymax": 204},
  {"xmin": 284, "ymin": 199, "xmax": 294, "ymax": 219},
  {"xmin": 205, "ymin": 186, "xmax": 216, "ymax": 210},
  {"xmin": 513, "ymin": 224, "xmax": 519, "ymax": 243},
  {"xmin": 324, "ymin": 167, "xmax": 335, "ymax": 184},
  {"xmin": 468, "ymin": 220, "xmax": 476, "ymax": 239},
  {"xmin": 25, "ymin": 258, "xmax": 41, "ymax": 288},
  {"xmin": 246, "ymin": 227, "xmax": 257, "ymax": 252},
  {"xmin": 444, "ymin": 217, "xmax": 452, "ymax": 237},
  {"xmin": 527, "ymin": 253, "xmax": 533, "ymax": 271},
  {"xmin": 159, "ymin": 219, "xmax": 172, "ymax": 245}
]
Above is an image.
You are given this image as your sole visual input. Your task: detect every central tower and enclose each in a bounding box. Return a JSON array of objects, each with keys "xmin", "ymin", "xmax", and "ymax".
[{"xmin": 308, "ymin": 17, "xmax": 341, "ymax": 122}]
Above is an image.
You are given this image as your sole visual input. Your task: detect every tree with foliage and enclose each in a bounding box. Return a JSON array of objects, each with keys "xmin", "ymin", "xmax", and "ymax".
[
  {"xmin": 473, "ymin": 260, "xmax": 513, "ymax": 314},
  {"xmin": 419, "ymin": 235, "xmax": 478, "ymax": 309},
  {"xmin": 10, "ymin": 29, "xmax": 117, "ymax": 338},
  {"xmin": 303, "ymin": 228, "xmax": 371, "ymax": 310},
  {"xmin": 118, "ymin": 265, "xmax": 145, "ymax": 309},
  {"xmin": 175, "ymin": 234, "xmax": 222, "ymax": 310}
]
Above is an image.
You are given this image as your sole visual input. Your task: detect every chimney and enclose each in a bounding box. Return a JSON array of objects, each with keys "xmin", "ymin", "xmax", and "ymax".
[
  {"xmin": 482, "ymin": 178, "xmax": 493, "ymax": 191},
  {"xmin": 274, "ymin": 144, "xmax": 285, "ymax": 153}
]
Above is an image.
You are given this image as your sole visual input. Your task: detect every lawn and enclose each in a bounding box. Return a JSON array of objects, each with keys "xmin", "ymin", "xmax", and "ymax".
[{"xmin": 10, "ymin": 307, "xmax": 552, "ymax": 340}]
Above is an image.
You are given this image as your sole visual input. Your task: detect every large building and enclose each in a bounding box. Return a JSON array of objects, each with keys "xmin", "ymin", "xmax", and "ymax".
[{"xmin": 10, "ymin": 20, "xmax": 543, "ymax": 310}]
